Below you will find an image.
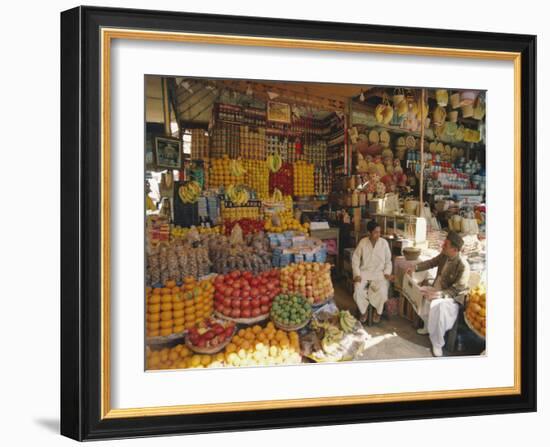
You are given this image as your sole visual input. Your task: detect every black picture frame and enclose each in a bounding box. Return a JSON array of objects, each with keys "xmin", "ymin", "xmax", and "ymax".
[
  {"xmin": 155, "ymin": 136, "xmax": 182, "ymax": 169},
  {"xmin": 61, "ymin": 5, "xmax": 536, "ymax": 441}
]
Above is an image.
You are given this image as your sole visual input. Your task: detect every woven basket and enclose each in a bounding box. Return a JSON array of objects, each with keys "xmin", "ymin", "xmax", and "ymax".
[
  {"xmin": 146, "ymin": 331, "xmax": 186, "ymax": 347},
  {"xmin": 213, "ymin": 311, "xmax": 270, "ymax": 326},
  {"xmin": 272, "ymin": 316, "xmax": 311, "ymax": 332},
  {"xmin": 185, "ymin": 327, "xmax": 236, "ymax": 354}
]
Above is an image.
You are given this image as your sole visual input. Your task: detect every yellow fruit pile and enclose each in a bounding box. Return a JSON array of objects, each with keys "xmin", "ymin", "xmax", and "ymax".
[
  {"xmin": 264, "ymin": 210, "xmax": 309, "ymax": 233},
  {"xmin": 293, "ymin": 160, "xmax": 314, "ymax": 196},
  {"xmin": 146, "ymin": 344, "xmax": 225, "ymax": 370},
  {"xmin": 146, "ymin": 278, "xmax": 215, "ymax": 338},
  {"xmin": 209, "ymin": 156, "xmax": 240, "ymax": 188},
  {"xmin": 223, "ymin": 323, "xmax": 302, "ymax": 367},
  {"xmin": 221, "ymin": 204, "xmax": 260, "ymax": 220},
  {"xmin": 243, "ymin": 159, "xmax": 269, "ymax": 199},
  {"xmin": 171, "ymin": 225, "xmax": 221, "ymax": 239},
  {"xmin": 146, "ymin": 323, "xmax": 302, "ymax": 370},
  {"xmin": 465, "ymin": 285, "xmax": 486, "ymax": 337}
]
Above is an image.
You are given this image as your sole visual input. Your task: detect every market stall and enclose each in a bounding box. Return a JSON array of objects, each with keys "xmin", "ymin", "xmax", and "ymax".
[{"xmin": 144, "ymin": 76, "xmax": 487, "ymax": 369}]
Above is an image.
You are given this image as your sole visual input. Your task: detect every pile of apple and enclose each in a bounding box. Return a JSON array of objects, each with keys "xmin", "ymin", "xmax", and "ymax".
[
  {"xmin": 223, "ymin": 218, "xmax": 264, "ymax": 236},
  {"xmin": 186, "ymin": 318, "xmax": 236, "ymax": 351},
  {"xmin": 213, "ymin": 269, "xmax": 281, "ymax": 319},
  {"xmin": 280, "ymin": 262, "xmax": 334, "ymax": 305}
]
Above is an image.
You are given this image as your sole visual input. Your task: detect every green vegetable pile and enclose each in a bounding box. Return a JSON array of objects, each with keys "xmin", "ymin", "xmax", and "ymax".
[{"xmin": 270, "ymin": 294, "xmax": 312, "ymax": 326}]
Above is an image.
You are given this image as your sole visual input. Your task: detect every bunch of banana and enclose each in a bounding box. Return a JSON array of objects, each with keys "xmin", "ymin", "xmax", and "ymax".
[
  {"xmin": 271, "ymin": 188, "xmax": 283, "ymax": 203},
  {"xmin": 178, "ymin": 180, "xmax": 201, "ymax": 203},
  {"xmin": 229, "ymin": 159, "xmax": 246, "ymax": 177},
  {"xmin": 226, "ymin": 184, "xmax": 250, "ymax": 206},
  {"xmin": 266, "ymin": 152, "xmax": 283, "ymax": 173},
  {"xmin": 339, "ymin": 310, "xmax": 357, "ymax": 333},
  {"xmin": 321, "ymin": 325, "xmax": 344, "ymax": 355},
  {"xmin": 283, "ymin": 194, "xmax": 293, "ymax": 212}
]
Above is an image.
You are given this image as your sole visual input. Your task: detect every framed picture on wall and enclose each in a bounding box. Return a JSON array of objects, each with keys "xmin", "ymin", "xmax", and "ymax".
[
  {"xmin": 267, "ymin": 100, "xmax": 292, "ymax": 123},
  {"xmin": 155, "ymin": 136, "xmax": 182, "ymax": 169},
  {"xmin": 61, "ymin": 5, "xmax": 536, "ymax": 441}
]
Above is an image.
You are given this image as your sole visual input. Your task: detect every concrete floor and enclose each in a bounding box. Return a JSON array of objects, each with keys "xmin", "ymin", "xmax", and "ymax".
[{"xmin": 332, "ymin": 279, "xmax": 484, "ymax": 360}]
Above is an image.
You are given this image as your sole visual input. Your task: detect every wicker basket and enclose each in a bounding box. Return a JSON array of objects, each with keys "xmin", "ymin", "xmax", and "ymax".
[
  {"xmin": 272, "ymin": 316, "xmax": 311, "ymax": 332},
  {"xmin": 146, "ymin": 330, "xmax": 186, "ymax": 347},
  {"xmin": 185, "ymin": 327, "xmax": 236, "ymax": 354},
  {"xmin": 463, "ymin": 312, "xmax": 485, "ymax": 340},
  {"xmin": 214, "ymin": 311, "xmax": 270, "ymax": 326}
]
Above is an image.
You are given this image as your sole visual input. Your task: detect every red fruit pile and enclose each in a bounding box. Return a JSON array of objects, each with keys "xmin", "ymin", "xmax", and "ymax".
[
  {"xmin": 223, "ymin": 218, "xmax": 265, "ymax": 236},
  {"xmin": 269, "ymin": 162, "xmax": 293, "ymax": 196},
  {"xmin": 187, "ymin": 318, "xmax": 236, "ymax": 349},
  {"xmin": 213, "ymin": 269, "xmax": 281, "ymax": 319}
]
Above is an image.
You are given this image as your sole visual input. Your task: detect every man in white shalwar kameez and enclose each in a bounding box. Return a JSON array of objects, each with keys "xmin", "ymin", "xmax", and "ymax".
[
  {"xmin": 352, "ymin": 220, "xmax": 393, "ymax": 323},
  {"xmin": 407, "ymin": 231, "xmax": 470, "ymax": 357}
]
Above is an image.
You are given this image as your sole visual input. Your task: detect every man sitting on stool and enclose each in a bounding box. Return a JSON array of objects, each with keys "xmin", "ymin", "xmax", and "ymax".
[
  {"xmin": 407, "ymin": 231, "xmax": 470, "ymax": 357},
  {"xmin": 352, "ymin": 220, "xmax": 394, "ymax": 324}
]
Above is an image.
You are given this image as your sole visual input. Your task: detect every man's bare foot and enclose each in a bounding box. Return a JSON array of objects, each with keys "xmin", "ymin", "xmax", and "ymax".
[{"xmin": 372, "ymin": 310, "xmax": 381, "ymax": 323}]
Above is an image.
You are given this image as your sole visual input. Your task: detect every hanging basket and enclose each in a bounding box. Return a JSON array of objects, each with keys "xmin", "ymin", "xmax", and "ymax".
[
  {"xmin": 396, "ymin": 99, "xmax": 408, "ymax": 117},
  {"xmin": 393, "ymin": 87, "xmax": 405, "ymax": 107},
  {"xmin": 473, "ymin": 97, "xmax": 486, "ymax": 120},
  {"xmin": 461, "ymin": 104, "xmax": 474, "ymax": 118},
  {"xmin": 435, "ymin": 89, "xmax": 449, "ymax": 107},
  {"xmin": 460, "ymin": 90, "xmax": 478, "ymax": 106},
  {"xmin": 432, "ymin": 106, "xmax": 447, "ymax": 126},
  {"xmin": 375, "ymin": 93, "xmax": 394, "ymax": 124},
  {"xmin": 450, "ymin": 92, "xmax": 461, "ymax": 109}
]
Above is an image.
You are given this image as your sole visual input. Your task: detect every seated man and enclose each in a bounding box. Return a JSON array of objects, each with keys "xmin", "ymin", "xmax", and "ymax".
[
  {"xmin": 352, "ymin": 220, "xmax": 393, "ymax": 324},
  {"xmin": 407, "ymin": 231, "xmax": 470, "ymax": 357}
]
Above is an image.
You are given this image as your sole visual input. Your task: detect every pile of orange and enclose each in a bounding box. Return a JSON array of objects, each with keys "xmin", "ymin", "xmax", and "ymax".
[
  {"xmin": 146, "ymin": 344, "xmax": 225, "ymax": 370},
  {"xmin": 146, "ymin": 277, "xmax": 215, "ymax": 338},
  {"xmin": 465, "ymin": 285, "xmax": 486, "ymax": 337}
]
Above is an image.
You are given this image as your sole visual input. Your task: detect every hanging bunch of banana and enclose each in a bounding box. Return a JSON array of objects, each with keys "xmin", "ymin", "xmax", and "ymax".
[
  {"xmin": 229, "ymin": 159, "xmax": 246, "ymax": 177},
  {"xmin": 226, "ymin": 184, "xmax": 250, "ymax": 206},
  {"xmin": 283, "ymin": 194, "xmax": 293, "ymax": 211},
  {"xmin": 266, "ymin": 152, "xmax": 283, "ymax": 173},
  {"xmin": 178, "ymin": 180, "xmax": 202, "ymax": 204},
  {"xmin": 271, "ymin": 188, "xmax": 283, "ymax": 203}
]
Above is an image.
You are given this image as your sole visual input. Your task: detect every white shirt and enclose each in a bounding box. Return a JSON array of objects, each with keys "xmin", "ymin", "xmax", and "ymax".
[{"xmin": 352, "ymin": 237, "xmax": 392, "ymax": 281}]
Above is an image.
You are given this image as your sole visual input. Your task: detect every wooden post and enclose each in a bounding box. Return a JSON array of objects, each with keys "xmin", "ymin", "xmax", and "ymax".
[
  {"xmin": 346, "ymin": 98, "xmax": 353, "ymax": 176},
  {"xmin": 418, "ymin": 88, "xmax": 425, "ymax": 216},
  {"xmin": 161, "ymin": 77, "xmax": 171, "ymax": 136}
]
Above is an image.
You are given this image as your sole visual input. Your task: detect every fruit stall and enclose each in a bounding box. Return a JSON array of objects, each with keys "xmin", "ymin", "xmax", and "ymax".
[{"xmin": 144, "ymin": 77, "xmax": 487, "ymax": 369}]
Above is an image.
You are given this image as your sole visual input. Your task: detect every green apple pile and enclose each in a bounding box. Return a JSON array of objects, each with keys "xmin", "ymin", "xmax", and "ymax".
[{"xmin": 270, "ymin": 294, "xmax": 312, "ymax": 327}]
